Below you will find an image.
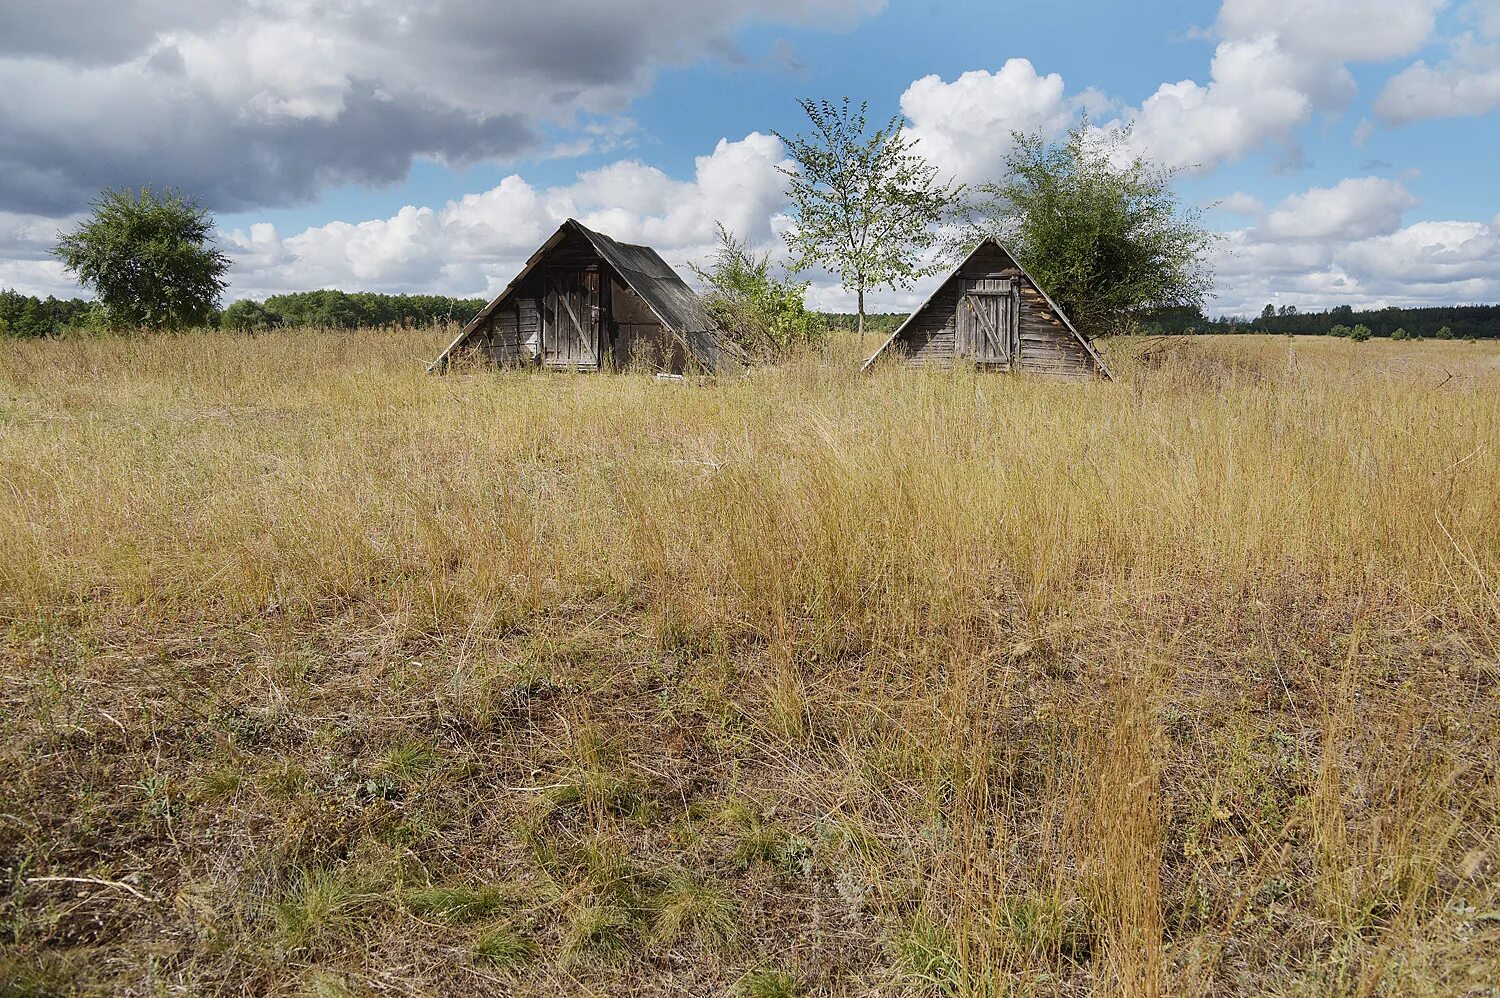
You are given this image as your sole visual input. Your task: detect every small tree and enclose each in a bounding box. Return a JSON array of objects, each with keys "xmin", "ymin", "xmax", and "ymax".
[
  {"xmin": 1436, "ymin": 325, "xmax": 1454, "ymax": 340},
  {"xmin": 775, "ymin": 98, "xmax": 960, "ymax": 346},
  {"xmin": 955, "ymin": 123, "xmax": 1215, "ymax": 338},
  {"xmin": 1350, "ymin": 324, "xmax": 1372, "ymax": 342},
  {"xmin": 1329, "ymin": 324, "xmax": 1351, "ymax": 338},
  {"xmin": 1390, "ymin": 327, "xmax": 1408, "ymax": 341},
  {"xmin": 54, "ymin": 187, "xmax": 229, "ymax": 330}
]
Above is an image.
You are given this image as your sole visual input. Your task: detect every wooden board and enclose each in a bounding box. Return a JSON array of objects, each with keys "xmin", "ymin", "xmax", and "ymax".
[
  {"xmin": 541, "ymin": 269, "xmax": 600, "ymax": 369},
  {"xmin": 957, "ymin": 278, "xmax": 1015, "ymax": 364}
]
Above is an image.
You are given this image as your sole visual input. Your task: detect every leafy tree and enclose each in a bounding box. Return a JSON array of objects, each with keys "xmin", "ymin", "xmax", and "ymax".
[
  {"xmin": 1261, "ymin": 304, "xmax": 1277, "ymax": 321},
  {"xmin": 955, "ymin": 123, "xmax": 1215, "ymax": 337},
  {"xmin": 53, "ymin": 187, "xmax": 229, "ymax": 330},
  {"xmin": 1139, "ymin": 305, "xmax": 1208, "ymax": 335},
  {"xmin": 774, "ymin": 98, "xmax": 960, "ymax": 345},
  {"xmin": 691, "ymin": 224, "xmax": 822, "ymax": 358},
  {"xmin": 221, "ymin": 298, "xmax": 280, "ymax": 331}
]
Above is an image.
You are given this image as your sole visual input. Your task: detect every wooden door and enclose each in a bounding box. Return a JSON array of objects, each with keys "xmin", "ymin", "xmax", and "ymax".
[
  {"xmin": 541, "ymin": 269, "xmax": 600, "ymax": 368},
  {"xmin": 957, "ymin": 278, "xmax": 1016, "ymax": 366}
]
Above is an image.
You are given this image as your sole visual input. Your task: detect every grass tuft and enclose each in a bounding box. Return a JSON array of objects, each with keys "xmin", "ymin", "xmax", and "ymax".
[
  {"xmin": 270, "ymin": 868, "xmax": 378, "ymax": 953},
  {"xmin": 474, "ymin": 926, "xmax": 539, "ymax": 971},
  {"xmin": 733, "ymin": 967, "xmax": 806, "ymax": 998},
  {"xmin": 651, "ymin": 872, "xmax": 738, "ymax": 948},
  {"xmin": 561, "ymin": 902, "xmax": 636, "ymax": 961},
  {"xmin": 403, "ymin": 883, "xmax": 517, "ymax": 924}
]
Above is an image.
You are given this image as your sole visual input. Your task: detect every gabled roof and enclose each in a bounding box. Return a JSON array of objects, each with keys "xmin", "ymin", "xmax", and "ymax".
[
  {"xmin": 860, "ymin": 237, "xmax": 1111, "ymax": 379},
  {"xmin": 429, "ymin": 219, "xmax": 740, "ymax": 372}
]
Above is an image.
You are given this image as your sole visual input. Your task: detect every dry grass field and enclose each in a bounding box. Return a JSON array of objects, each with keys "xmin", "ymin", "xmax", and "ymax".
[{"xmin": 1, "ymin": 331, "xmax": 1497, "ymax": 996}]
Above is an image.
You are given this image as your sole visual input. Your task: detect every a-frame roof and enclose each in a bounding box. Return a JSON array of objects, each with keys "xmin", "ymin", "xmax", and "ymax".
[
  {"xmin": 861, "ymin": 237, "xmax": 1111, "ymax": 379},
  {"xmin": 429, "ymin": 219, "xmax": 738, "ymax": 372}
]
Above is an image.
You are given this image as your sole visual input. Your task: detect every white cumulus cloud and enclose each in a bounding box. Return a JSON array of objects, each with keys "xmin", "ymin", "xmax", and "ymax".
[
  {"xmin": 1258, "ymin": 177, "xmax": 1418, "ymax": 242},
  {"xmin": 1376, "ymin": 34, "xmax": 1500, "ymax": 122},
  {"xmin": 1109, "ymin": 0, "xmax": 1439, "ymax": 171},
  {"xmin": 1337, "ymin": 219, "xmax": 1500, "ymax": 284},
  {"xmin": 1216, "ymin": 192, "xmax": 1266, "ymax": 215},
  {"xmin": 1116, "ymin": 35, "xmax": 1349, "ymax": 172},
  {"xmin": 1210, "ymin": 180, "xmax": 1500, "ymax": 314},
  {"xmin": 900, "ymin": 60, "xmax": 1076, "ymax": 183},
  {"xmin": 221, "ymin": 133, "xmax": 792, "ymax": 301},
  {"xmin": 1217, "ymin": 0, "xmax": 1446, "ymax": 61}
]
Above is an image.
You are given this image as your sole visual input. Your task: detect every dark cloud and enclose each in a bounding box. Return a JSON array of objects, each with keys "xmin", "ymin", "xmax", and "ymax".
[
  {"xmin": 0, "ymin": 84, "xmax": 539, "ymax": 215},
  {"xmin": 0, "ymin": 0, "xmax": 882, "ymax": 216},
  {"xmin": 0, "ymin": 0, "xmax": 225, "ymax": 63}
]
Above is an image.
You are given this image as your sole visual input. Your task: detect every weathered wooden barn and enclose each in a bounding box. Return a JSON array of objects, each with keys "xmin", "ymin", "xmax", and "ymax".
[
  {"xmin": 862, "ymin": 238, "xmax": 1110, "ymax": 378},
  {"xmin": 430, "ymin": 219, "xmax": 741, "ymax": 374}
]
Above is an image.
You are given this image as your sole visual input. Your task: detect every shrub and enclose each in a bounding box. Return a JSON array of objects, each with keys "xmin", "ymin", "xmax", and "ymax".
[
  {"xmin": 1436, "ymin": 325, "xmax": 1454, "ymax": 340},
  {"xmin": 1390, "ymin": 327, "xmax": 1408, "ymax": 341},
  {"xmin": 1350, "ymin": 324, "xmax": 1372, "ymax": 342},
  {"xmin": 1329, "ymin": 324, "xmax": 1351, "ymax": 338},
  {"xmin": 692, "ymin": 224, "xmax": 824, "ymax": 359}
]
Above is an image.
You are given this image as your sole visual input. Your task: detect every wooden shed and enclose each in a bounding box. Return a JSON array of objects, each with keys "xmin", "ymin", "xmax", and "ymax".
[
  {"xmin": 430, "ymin": 219, "xmax": 741, "ymax": 374},
  {"xmin": 862, "ymin": 238, "xmax": 1110, "ymax": 378}
]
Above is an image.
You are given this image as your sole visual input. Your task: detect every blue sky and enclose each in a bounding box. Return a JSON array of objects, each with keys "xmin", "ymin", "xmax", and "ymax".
[{"xmin": 2, "ymin": 0, "xmax": 1498, "ymax": 315}]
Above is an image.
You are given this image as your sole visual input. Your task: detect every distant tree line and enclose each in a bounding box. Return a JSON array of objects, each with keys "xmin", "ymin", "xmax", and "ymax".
[
  {"xmin": 817, "ymin": 312, "xmax": 906, "ymax": 335},
  {"xmin": 220, "ymin": 290, "xmax": 486, "ymax": 330},
  {"xmin": 1139, "ymin": 302, "xmax": 1499, "ymax": 339},
  {"xmin": 1, "ymin": 288, "xmax": 486, "ymax": 337},
  {"xmin": 0, "ymin": 290, "xmax": 98, "ymax": 337}
]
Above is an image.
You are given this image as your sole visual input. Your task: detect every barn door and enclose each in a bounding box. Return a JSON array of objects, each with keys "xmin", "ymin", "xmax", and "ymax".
[
  {"xmin": 541, "ymin": 269, "xmax": 600, "ymax": 368},
  {"xmin": 957, "ymin": 278, "xmax": 1017, "ymax": 366}
]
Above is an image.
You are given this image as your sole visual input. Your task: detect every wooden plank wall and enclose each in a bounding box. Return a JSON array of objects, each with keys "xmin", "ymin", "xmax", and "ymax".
[
  {"xmin": 606, "ymin": 275, "xmax": 686, "ymax": 371},
  {"xmin": 478, "ymin": 289, "xmax": 540, "ymax": 364},
  {"xmin": 1016, "ymin": 286, "xmax": 1094, "ymax": 377},
  {"xmin": 901, "ymin": 281, "xmax": 961, "ymax": 366}
]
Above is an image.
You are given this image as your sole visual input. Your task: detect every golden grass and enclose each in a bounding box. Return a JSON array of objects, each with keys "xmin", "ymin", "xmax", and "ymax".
[{"xmin": 1, "ymin": 330, "xmax": 1496, "ymax": 995}]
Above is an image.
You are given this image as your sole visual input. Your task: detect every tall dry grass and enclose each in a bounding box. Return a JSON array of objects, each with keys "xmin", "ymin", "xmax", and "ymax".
[{"xmin": 1, "ymin": 330, "xmax": 1496, "ymax": 995}]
